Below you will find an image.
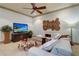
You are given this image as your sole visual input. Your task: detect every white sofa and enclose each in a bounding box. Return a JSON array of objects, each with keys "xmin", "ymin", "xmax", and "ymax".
[{"xmin": 28, "ymin": 38, "xmax": 72, "ymax": 56}]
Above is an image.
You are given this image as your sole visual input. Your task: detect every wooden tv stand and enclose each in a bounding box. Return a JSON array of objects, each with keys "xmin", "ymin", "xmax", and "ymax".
[{"xmin": 11, "ymin": 33, "xmax": 28, "ymax": 42}]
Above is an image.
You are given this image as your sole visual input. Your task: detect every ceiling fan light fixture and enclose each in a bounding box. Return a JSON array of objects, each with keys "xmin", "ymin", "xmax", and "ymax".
[{"xmin": 23, "ymin": 3, "xmax": 46, "ymax": 14}]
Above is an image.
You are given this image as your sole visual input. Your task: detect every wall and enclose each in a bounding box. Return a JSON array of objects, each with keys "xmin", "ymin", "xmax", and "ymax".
[
  {"xmin": 0, "ymin": 8, "xmax": 33, "ymax": 41},
  {"xmin": 33, "ymin": 5, "xmax": 79, "ymax": 43}
]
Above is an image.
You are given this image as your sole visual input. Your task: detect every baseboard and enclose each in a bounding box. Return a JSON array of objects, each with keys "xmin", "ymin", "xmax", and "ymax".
[{"xmin": 74, "ymin": 42, "xmax": 79, "ymax": 45}]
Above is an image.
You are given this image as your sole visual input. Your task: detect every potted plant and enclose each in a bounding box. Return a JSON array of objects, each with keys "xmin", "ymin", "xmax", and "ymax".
[
  {"xmin": 0, "ymin": 25, "xmax": 12, "ymax": 44},
  {"xmin": 25, "ymin": 30, "xmax": 33, "ymax": 38},
  {"xmin": 28, "ymin": 30, "xmax": 33, "ymax": 38}
]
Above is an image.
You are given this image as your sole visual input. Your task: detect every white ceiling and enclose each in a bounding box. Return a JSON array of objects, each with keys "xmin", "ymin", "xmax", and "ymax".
[{"xmin": 0, "ymin": 3, "xmax": 78, "ymax": 18}]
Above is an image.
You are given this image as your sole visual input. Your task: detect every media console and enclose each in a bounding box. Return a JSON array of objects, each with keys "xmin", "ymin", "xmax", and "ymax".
[{"xmin": 11, "ymin": 33, "xmax": 28, "ymax": 42}]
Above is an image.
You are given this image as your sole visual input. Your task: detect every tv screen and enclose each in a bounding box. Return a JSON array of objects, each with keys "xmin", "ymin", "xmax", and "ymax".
[{"xmin": 13, "ymin": 23, "xmax": 28, "ymax": 33}]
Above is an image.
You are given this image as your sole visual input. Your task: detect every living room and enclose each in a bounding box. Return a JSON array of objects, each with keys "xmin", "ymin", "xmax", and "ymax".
[{"xmin": 0, "ymin": 3, "xmax": 79, "ymax": 56}]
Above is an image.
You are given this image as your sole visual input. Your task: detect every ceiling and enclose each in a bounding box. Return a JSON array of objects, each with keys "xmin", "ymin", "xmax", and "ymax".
[{"xmin": 0, "ymin": 3, "xmax": 78, "ymax": 18}]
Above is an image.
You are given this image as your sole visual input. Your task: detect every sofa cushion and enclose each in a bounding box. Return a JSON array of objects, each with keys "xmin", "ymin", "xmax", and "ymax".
[
  {"xmin": 50, "ymin": 39, "xmax": 72, "ymax": 56},
  {"xmin": 39, "ymin": 39, "xmax": 59, "ymax": 51},
  {"xmin": 54, "ymin": 33, "xmax": 61, "ymax": 39},
  {"xmin": 28, "ymin": 47, "xmax": 55, "ymax": 56}
]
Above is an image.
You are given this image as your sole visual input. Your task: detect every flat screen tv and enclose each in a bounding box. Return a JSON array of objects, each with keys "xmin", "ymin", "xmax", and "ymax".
[{"xmin": 13, "ymin": 23, "xmax": 28, "ymax": 33}]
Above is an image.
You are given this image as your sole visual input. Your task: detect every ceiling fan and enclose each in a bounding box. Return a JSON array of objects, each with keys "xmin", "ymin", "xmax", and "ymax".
[{"xmin": 23, "ymin": 3, "xmax": 46, "ymax": 14}]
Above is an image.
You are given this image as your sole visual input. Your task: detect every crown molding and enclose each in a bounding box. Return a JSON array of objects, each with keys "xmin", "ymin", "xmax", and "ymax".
[
  {"xmin": 33, "ymin": 4, "xmax": 79, "ymax": 18},
  {"xmin": 0, "ymin": 5, "xmax": 33, "ymax": 18}
]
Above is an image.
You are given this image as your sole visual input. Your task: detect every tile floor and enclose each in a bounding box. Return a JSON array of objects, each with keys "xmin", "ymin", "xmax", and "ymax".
[
  {"xmin": 0, "ymin": 42, "xmax": 79, "ymax": 56},
  {"xmin": 0, "ymin": 42, "xmax": 27, "ymax": 56},
  {"xmin": 72, "ymin": 44, "xmax": 79, "ymax": 56}
]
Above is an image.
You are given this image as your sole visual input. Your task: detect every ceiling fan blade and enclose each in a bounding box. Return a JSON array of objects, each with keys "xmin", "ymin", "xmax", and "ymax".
[
  {"xmin": 36, "ymin": 10, "xmax": 42, "ymax": 14},
  {"xmin": 36, "ymin": 6, "xmax": 46, "ymax": 9},
  {"xmin": 23, "ymin": 8, "xmax": 32, "ymax": 10},
  {"xmin": 31, "ymin": 3, "xmax": 35, "ymax": 6},
  {"xmin": 31, "ymin": 3, "xmax": 36, "ymax": 8},
  {"xmin": 31, "ymin": 10, "xmax": 35, "ymax": 14}
]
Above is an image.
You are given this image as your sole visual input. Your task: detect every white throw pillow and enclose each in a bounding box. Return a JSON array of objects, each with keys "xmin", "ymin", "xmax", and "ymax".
[{"xmin": 39, "ymin": 38, "xmax": 59, "ymax": 51}]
